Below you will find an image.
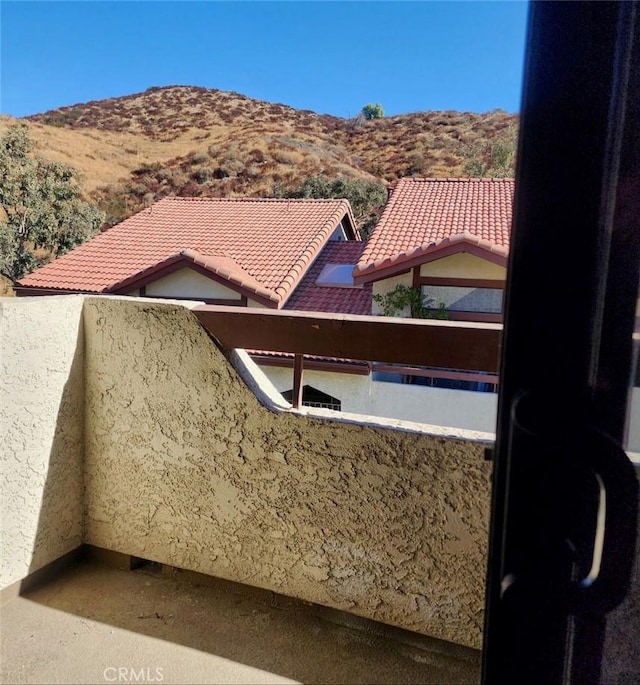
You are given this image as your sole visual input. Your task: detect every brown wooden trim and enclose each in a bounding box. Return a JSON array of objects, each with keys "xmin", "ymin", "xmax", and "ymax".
[
  {"xmin": 341, "ymin": 213, "xmax": 358, "ymax": 240},
  {"xmin": 292, "ymin": 354, "xmax": 304, "ymax": 408},
  {"xmin": 418, "ymin": 277, "xmax": 505, "ymax": 289},
  {"xmin": 140, "ymin": 293, "xmax": 248, "ymax": 307},
  {"xmin": 354, "ymin": 242, "xmax": 508, "ymax": 285},
  {"xmin": 429, "ymin": 310, "xmax": 503, "ymax": 324},
  {"xmin": 14, "ymin": 286, "xmax": 99, "ymax": 297},
  {"xmin": 139, "ymin": 285, "xmax": 146, "ymax": 296},
  {"xmin": 251, "ymin": 355, "xmax": 371, "ymax": 376},
  {"xmin": 195, "ymin": 306, "xmax": 502, "ymax": 373},
  {"xmin": 373, "ymin": 363, "xmax": 499, "ymax": 384},
  {"xmin": 112, "ymin": 261, "xmax": 278, "ymax": 308},
  {"xmin": 412, "ymin": 267, "xmax": 420, "ymax": 289}
]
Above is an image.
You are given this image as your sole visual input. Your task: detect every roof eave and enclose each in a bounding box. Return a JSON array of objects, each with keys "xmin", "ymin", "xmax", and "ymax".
[
  {"xmin": 13, "ymin": 285, "xmax": 105, "ymax": 296},
  {"xmin": 109, "ymin": 252, "xmax": 280, "ymax": 307},
  {"xmin": 353, "ymin": 240, "xmax": 508, "ymax": 285}
]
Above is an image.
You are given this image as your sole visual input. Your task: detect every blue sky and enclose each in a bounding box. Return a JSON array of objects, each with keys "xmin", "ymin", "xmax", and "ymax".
[{"xmin": 1, "ymin": 1, "xmax": 529, "ymax": 118}]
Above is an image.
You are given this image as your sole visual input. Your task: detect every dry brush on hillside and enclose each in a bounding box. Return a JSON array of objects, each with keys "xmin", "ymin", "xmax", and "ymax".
[{"xmin": 16, "ymin": 85, "xmax": 517, "ymax": 228}]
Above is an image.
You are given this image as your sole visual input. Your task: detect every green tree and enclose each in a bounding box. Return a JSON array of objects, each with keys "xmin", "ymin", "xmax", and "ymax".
[
  {"xmin": 275, "ymin": 176, "xmax": 387, "ymax": 239},
  {"xmin": 361, "ymin": 103, "xmax": 385, "ymax": 120},
  {"xmin": 373, "ymin": 284, "xmax": 449, "ymax": 319},
  {"xmin": 0, "ymin": 124, "xmax": 104, "ymax": 281}
]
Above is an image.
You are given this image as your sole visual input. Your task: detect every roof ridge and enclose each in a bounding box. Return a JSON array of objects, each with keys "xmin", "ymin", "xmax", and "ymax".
[
  {"xmin": 397, "ymin": 177, "xmax": 514, "ymax": 183},
  {"xmin": 274, "ymin": 199, "xmax": 352, "ymax": 304},
  {"xmin": 160, "ymin": 196, "xmax": 351, "ymax": 203}
]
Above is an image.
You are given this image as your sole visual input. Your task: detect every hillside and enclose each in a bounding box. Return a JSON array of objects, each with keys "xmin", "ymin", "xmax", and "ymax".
[{"xmin": 6, "ymin": 85, "xmax": 517, "ymax": 228}]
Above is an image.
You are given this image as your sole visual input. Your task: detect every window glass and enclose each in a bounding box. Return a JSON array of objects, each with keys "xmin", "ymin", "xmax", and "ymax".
[{"xmin": 422, "ymin": 285, "xmax": 503, "ymax": 313}]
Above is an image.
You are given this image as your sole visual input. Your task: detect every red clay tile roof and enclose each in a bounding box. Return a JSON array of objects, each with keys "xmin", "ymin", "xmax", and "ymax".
[
  {"xmin": 110, "ymin": 248, "xmax": 280, "ymax": 305},
  {"xmin": 18, "ymin": 197, "xmax": 358, "ymax": 306},
  {"xmin": 354, "ymin": 178, "xmax": 513, "ymax": 284},
  {"xmin": 283, "ymin": 241, "xmax": 371, "ymax": 316}
]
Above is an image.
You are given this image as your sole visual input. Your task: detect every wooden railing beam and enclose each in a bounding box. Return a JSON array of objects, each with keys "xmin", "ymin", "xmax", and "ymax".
[
  {"xmin": 292, "ymin": 354, "xmax": 304, "ymax": 409},
  {"xmin": 194, "ymin": 306, "xmax": 502, "ymax": 374}
]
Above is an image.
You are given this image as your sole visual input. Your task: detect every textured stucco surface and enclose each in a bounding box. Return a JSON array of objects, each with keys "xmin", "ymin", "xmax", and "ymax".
[
  {"xmin": 418, "ymin": 254, "xmax": 507, "ymax": 280},
  {"xmin": 0, "ymin": 296, "xmax": 85, "ymax": 590},
  {"xmin": 83, "ymin": 297, "xmax": 492, "ymax": 648},
  {"xmin": 5, "ymin": 294, "xmax": 636, "ymax": 668}
]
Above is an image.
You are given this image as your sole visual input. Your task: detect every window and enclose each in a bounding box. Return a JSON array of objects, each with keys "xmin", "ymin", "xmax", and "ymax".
[
  {"xmin": 281, "ymin": 385, "xmax": 342, "ymax": 411},
  {"xmin": 421, "ymin": 284, "xmax": 503, "ymax": 314},
  {"xmin": 315, "ymin": 264, "xmax": 362, "ymax": 288}
]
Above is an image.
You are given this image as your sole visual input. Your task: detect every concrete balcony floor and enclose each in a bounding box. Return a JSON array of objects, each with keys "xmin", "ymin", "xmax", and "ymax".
[{"xmin": 0, "ymin": 559, "xmax": 480, "ymax": 685}]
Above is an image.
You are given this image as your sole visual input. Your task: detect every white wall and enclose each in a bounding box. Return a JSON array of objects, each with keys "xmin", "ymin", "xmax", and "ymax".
[
  {"xmin": 0, "ymin": 296, "xmax": 85, "ymax": 591},
  {"xmin": 258, "ymin": 366, "xmax": 374, "ymax": 415},
  {"xmin": 259, "ymin": 364, "xmax": 498, "ymax": 434},
  {"xmin": 371, "ymin": 380, "xmax": 497, "ymax": 433},
  {"xmin": 370, "ymin": 254, "xmax": 506, "ymax": 317},
  {"xmin": 247, "ymin": 299, "xmax": 266, "ymax": 308},
  {"xmin": 145, "ymin": 267, "xmax": 243, "ymax": 300}
]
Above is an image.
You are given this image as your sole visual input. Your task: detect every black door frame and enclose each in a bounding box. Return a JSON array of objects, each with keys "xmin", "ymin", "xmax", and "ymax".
[{"xmin": 483, "ymin": 2, "xmax": 640, "ymax": 683}]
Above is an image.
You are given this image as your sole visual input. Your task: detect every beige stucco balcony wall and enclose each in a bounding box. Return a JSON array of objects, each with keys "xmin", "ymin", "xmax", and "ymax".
[
  {"xmin": 82, "ymin": 297, "xmax": 493, "ymax": 649},
  {"xmin": 0, "ymin": 296, "xmax": 84, "ymax": 591}
]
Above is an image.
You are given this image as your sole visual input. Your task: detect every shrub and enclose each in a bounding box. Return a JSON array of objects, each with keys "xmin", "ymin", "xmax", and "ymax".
[
  {"xmin": 275, "ymin": 176, "xmax": 387, "ymax": 239},
  {"xmin": 361, "ymin": 103, "xmax": 385, "ymax": 120},
  {"xmin": 373, "ymin": 285, "xmax": 449, "ymax": 319},
  {"xmin": 192, "ymin": 167, "xmax": 212, "ymax": 183},
  {"xmin": 191, "ymin": 151, "xmax": 209, "ymax": 165}
]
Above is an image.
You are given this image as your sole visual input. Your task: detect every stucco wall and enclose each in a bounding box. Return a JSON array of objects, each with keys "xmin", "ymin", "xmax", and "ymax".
[
  {"xmin": 0, "ymin": 296, "xmax": 85, "ymax": 590},
  {"xmin": 83, "ymin": 297, "xmax": 492, "ymax": 648},
  {"xmin": 2, "ymin": 294, "xmax": 639, "ymax": 668},
  {"xmin": 370, "ymin": 381, "xmax": 497, "ymax": 433},
  {"xmin": 371, "ymin": 272, "xmax": 413, "ymax": 315},
  {"xmin": 257, "ymin": 366, "xmax": 374, "ymax": 415},
  {"xmin": 145, "ymin": 267, "xmax": 243, "ymax": 300},
  {"xmin": 261, "ymin": 365, "xmax": 498, "ymax": 434},
  {"xmin": 370, "ymin": 255, "xmax": 506, "ymax": 318},
  {"xmin": 419, "ymin": 253, "xmax": 507, "ymax": 280}
]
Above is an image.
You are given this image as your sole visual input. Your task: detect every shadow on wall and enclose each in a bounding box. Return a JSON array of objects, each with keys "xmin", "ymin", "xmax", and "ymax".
[
  {"xmin": 0, "ymin": 296, "xmax": 84, "ymax": 595},
  {"xmin": 80, "ymin": 297, "xmax": 492, "ymax": 650},
  {"xmin": 3, "ymin": 295, "xmax": 638, "ymax": 682},
  {"xmin": 25, "ymin": 318, "xmax": 85, "ymax": 581}
]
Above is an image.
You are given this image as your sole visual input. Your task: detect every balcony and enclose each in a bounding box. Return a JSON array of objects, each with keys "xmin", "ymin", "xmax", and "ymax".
[
  {"xmin": 1, "ymin": 295, "xmax": 637, "ymax": 683},
  {"xmin": 1, "ymin": 556, "xmax": 480, "ymax": 684}
]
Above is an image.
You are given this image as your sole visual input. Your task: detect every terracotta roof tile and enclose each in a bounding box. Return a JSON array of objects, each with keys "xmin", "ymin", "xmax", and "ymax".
[
  {"xmin": 284, "ymin": 241, "xmax": 371, "ymax": 316},
  {"xmin": 18, "ymin": 197, "xmax": 357, "ymax": 306},
  {"xmin": 354, "ymin": 178, "xmax": 513, "ymax": 283}
]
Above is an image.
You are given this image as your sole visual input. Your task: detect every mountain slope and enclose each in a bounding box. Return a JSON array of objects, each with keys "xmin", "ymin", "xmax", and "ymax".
[{"xmin": 13, "ymin": 85, "xmax": 517, "ymax": 227}]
